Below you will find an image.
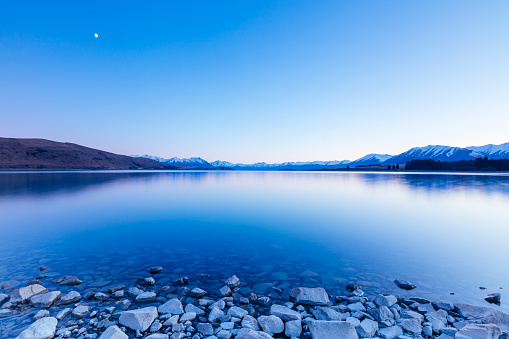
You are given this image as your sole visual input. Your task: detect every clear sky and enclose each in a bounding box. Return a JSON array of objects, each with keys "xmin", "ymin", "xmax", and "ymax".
[{"xmin": 1, "ymin": 1, "xmax": 508, "ymax": 163}]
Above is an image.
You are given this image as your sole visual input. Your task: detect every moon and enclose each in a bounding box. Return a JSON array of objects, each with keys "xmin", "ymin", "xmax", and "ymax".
[{"xmin": 94, "ymin": 33, "xmax": 98, "ymax": 38}]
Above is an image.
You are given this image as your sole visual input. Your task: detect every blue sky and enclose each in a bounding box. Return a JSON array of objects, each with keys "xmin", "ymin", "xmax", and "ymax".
[{"xmin": 1, "ymin": 1, "xmax": 508, "ymax": 163}]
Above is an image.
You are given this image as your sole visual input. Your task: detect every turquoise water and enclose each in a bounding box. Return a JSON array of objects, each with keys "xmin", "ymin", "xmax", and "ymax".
[{"xmin": 1, "ymin": 170, "xmax": 508, "ymax": 312}]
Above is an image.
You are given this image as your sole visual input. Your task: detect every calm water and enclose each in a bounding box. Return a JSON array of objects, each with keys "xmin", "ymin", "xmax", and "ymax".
[{"xmin": 1, "ymin": 170, "xmax": 509, "ymax": 314}]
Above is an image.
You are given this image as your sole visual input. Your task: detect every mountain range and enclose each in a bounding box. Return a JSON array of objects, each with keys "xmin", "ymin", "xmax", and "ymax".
[{"xmin": 135, "ymin": 142, "xmax": 509, "ymax": 170}]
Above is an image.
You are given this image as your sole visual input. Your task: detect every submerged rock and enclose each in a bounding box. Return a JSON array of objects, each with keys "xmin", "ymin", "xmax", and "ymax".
[
  {"xmin": 30, "ymin": 291, "xmax": 61, "ymax": 308},
  {"xmin": 149, "ymin": 266, "xmax": 163, "ymax": 274},
  {"xmin": 59, "ymin": 291, "xmax": 82, "ymax": 305},
  {"xmin": 393, "ymin": 279, "xmax": 416, "ymax": 290},
  {"xmin": 59, "ymin": 277, "xmax": 82, "ymax": 286},
  {"xmin": 15, "ymin": 316, "xmax": 57, "ymax": 339},
  {"xmin": 225, "ymin": 275, "xmax": 241, "ymax": 288}
]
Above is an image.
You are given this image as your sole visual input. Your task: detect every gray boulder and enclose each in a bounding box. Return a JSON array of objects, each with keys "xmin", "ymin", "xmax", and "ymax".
[
  {"xmin": 311, "ymin": 307, "xmax": 343, "ymax": 321},
  {"xmin": 369, "ymin": 306, "xmax": 394, "ymax": 322},
  {"xmin": 393, "ymin": 280, "xmax": 416, "ymax": 290},
  {"xmin": 374, "ymin": 294, "xmax": 397, "ymax": 308},
  {"xmin": 236, "ymin": 328, "xmax": 274, "ymax": 339},
  {"xmin": 197, "ymin": 323, "xmax": 214, "ymax": 336},
  {"xmin": 378, "ymin": 325, "xmax": 403, "ymax": 339},
  {"xmin": 59, "ymin": 291, "xmax": 81, "ymax": 305},
  {"xmin": 241, "ymin": 315, "xmax": 260, "ymax": 330},
  {"xmin": 119, "ymin": 306, "xmax": 158, "ymax": 332},
  {"xmin": 308, "ymin": 320, "xmax": 358, "ymax": 339},
  {"xmin": 289, "ymin": 287, "xmax": 330, "ymax": 306},
  {"xmin": 285, "ymin": 319, "xmax": 302, "ymax": 337},
  {"xmin": 455, "ymin": 323, "xmax": 502, "ymax": 339},
  {"xmin": 135, "ymin": 291, "xmax": 156, "ymax": 302},
  {"xmin": 270, "ymin": 304, "xmax": 301, "ymax": 321},
  {"xmin": 15, "ymin": 317, "xmax": 57, "ymax": 339},
  {"xmin": 10, "ymin": 284, "xmax": 47, "ymax": 303},
  {"xmin": 158, "ymin": 298, "xmax": 184, "ymax": 315},
  {"xmin": 72, "ymin": 305, "xmax": 91, "ymax": 319},
  {"xmin": 225, "ymin": 275, "xmax": 241, "ymax": 288},
  {"xmin": 228, "ymin": 306, "xmax": 248, "ymax": 318},
  {"xmin": 30, "ymin": 291, "xmax": 61, "ymax": 308},
  {"xmin": 98, "ymin": 325, "xmax": 128, "ymax": 339},
  {"xmin": 356, "ymin": 319, "xmax": 378, "ymax": 338},
  {"xmin": 258, "ymin": 315, "xmax": 284, "ymax": 335},
  {"xmin": 399, "ymin": 318, "xmax": 422, "ymax": 334}
]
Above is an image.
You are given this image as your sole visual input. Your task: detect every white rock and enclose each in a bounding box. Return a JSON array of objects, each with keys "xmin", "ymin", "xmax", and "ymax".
[
  {"xmin": 455, "ymin": 323, "xmax": 502, "ymax": 339},
  {"xmin": 356, "ymin": 318, "xmax": 378, "ymax": 338},
  {"xmin": 72, "ymin": 305, "xmax": 91, "ymax": 319},
  {"xmin": 60, "ymin": 291, "xmax": 82, "ymax": 305},
  {"xmin": 119, "ymin": 306, "xmax": 158, "ymax": 332},
  {"xmin": 228, "ymin": 306, "xmax": 248, "ymax": 319},
  {"xmin": 15, "ymin": 316, "xmax": 57, "ymax": 339},
  {"xmin": 241, "ymin": 315, "xmax": 260, "ymax": 330},
  {"xmin": 270, "ymin": 304, "xmax": 301, "ymax": 321},
  {"xmin": 184, "ymin": 304, "xmax": 205, "ymax": 316},
  {"xmin": 158, "ymin": 298, "xmax": 184, "ymax": 315},
  {"xmin": 30, "ymin": 291, "xmax": 61, "ymax": 308},
  {"xmin": 289, "ymin": 287, "xmax": 330, "ymax": 306},
  {"xmin": 308, "ymin": 320, "xmax": 358, "ymax": 339},
  {"xmin": 180, "ymin": 312, "xmax": 196, "ymax": 322},
  {"xmin": 135, "ymin": 291, "xmax": 156, "ymax": 302},
  {"xmin": 98, "ymin": 325, "xmax": 128, "ymax": 339},
  {"xmin": 374, "ymin": 294, "xmax": 398, "ymax": 308},
  {"xmin": 258, "ymin": 315, "xmax": 284, "ymax": 335},
  {"xmin": 209, "ymin": 307, "xmax": 225, "ymax": 322},
  {"xmin": 197, "ymin": 322, "xmax": 214, "ymax": 335},
  {"xmin": 285, "ymin": 319, "xmax": 302, "ymax": 337},
  {"xmin": 225, "ymin": 275, "xmax": 241, "ymax": 288},
  {"xmin": 145, "ymin": 334, "xmax": 169, "ymax": 339},
  {"xmin": 378, "ymin": 325, "xmax": 403, "ymax": 339},
  {"xmin": 10, "ymin": 284, "xmax": 48, "ymax": 303},
  {"xmin": 33, "ymin": 310, "xmax": 50, "ymax": 321},
  {"xmin": 56, "ymin": 307, "xmax": 73, "ymax": 320},
  {"xmin": 236, "ymin": 328, "xmax": 274, "ymax": 339}
]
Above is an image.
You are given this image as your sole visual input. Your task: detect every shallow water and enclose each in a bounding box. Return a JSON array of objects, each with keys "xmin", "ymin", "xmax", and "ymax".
[{"xmin": 1, "ymin": 170, "xmax": 508, "ymax": 321}]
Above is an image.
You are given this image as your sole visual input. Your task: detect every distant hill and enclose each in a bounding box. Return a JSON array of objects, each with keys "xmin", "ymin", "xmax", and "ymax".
[{"xmin": 0, "ymin": 138, "xmax": 176, "ymax": 170}]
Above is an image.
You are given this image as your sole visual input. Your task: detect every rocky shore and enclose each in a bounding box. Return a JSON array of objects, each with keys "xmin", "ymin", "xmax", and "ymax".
[{"xmin": 0, "ymin": 267, "xmax": 507, "ymax": 339}]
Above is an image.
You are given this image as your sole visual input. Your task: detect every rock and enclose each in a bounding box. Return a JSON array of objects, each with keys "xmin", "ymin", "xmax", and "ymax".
[
  {"xmin": 236, "ymin": 328, "xmax": 274, "ymax": 339},
  {"xmin": 410, "ymin": 297, "xmax": 431, "ymax": 304},
  {"xmin": 455, "ymin": 323, "xmax": 502, "ymax": 339},
  {"xmin": 400, "ymin": 310, "xmax": 424, "ymax": 323},
  {"xmin": 0, "ymin": 293, "xmax": 8, "ymax": 306},
  {"xmin": 289, "ymin": 287, "xmax": 330, "ymax": 306},
  {"xmin": 108, "ymin": 286, "xmax": 125, "ymax": 294},
  {"xmin": 308, "ymin": 320, "xmax": 358, "ymax": 339},
  {"xmin": 311, "ymin": 307, "xmax": 343, "ymax": 321},
  {"xmin": 454, "ymin": 303, "xmax": 509, "ymax": 325},
  {"xmin": 27, "ymin": 280, "xmax": 42, "ymax": 286},
  {"xmin": 225, "ymin": 275, "xmax": 241, "ymax": 288},
  {"xmin": 356, "ymin": 319, "xmax": 378, "ymax": 338},
  {"xmin": 228, "ymin": 306, "xmax": 248, "ymax": 318},
  {"xmin": 180, "ymin": 312, "xmax": 196, "ymax": 322},
  {"xmin": 15, "ymin": 317, "xmax": 56, "ymax": 339},
  {"xmin": 347, "ymin": 302, "xmax": 366, "ymax": 312},
  {"xmin": 149, "ymin": 266, "xmax": 163, "ymax": 274},
  {"xmin": 174, "ymin": 277, "xmax": 189, "ymax": 285},
  {"xmin": 60, "ymin": 291, "xmax": 82, "ymax": 305},
  {"xmin": 112, "ymin": 290, "xmax": 124, "ymax": 299},
  {"xmin": 485, "ymin": 293, "xmax": 502, "ymax": 305},
  {"xmin": 378, "ymin": 325, "xmax": 403, "ymax": 339},
  {"xmin": 72, "ymin": 305, "xmax": 91, "ymax": 319},
  {"xmin": 59, "ymin": 277, "xmax": 82, "ymax": 286},
  {"xmin": 135, "ymin": 291, "xmax": 156, "ymax": 302},
  {"xmin": 242, "ymin": 315, "xmax": 260, "ymax": 330},
  {"xmin": 146, "ymin": 335, "xmax": 168, "ymax": 339},
  {"xmin": 30, "ymin": 291, "xmax": 61, "ymax": 308},
  {"xmin": 258, "ymin": 315, "xmax": 284, "ymax": 335},
  {"xmin": 426, "ymin": 310, "xmax": 448, "ymax": 334},
  {"xmin": 190, "ymin": 288, "xmax": 206, "ymax": 298},
  {"xmin": 347, "ymin": 284, "xmax": 361, "ymax": 291},
  {"xmin": 432, "ymin": 302, "xmax": 454, "ymax": 311},
  {"xmin": 33, "ymin": 309, "xmax": 50, "ymax": 321},
  {"xmin": 270, "ymin": 304, "xmax": 301, "ymax": 321},
  {"xmin": 128, "ymin": 287, "xmax": 144, "ymax": 297},
  {"xmin": 10, "ymin": 284, "xmax": 48, "ymax": 303},
  {"xmin": 209, "ymin": 307, "xmax": 225, "ymax": 322},
  {"xmin": 0, "ymin": 309, "xmax": 13, "ymax": 317},
  {"xmin": 400, "ymin": 318, "xmax": 422, "ymax": 334},
  {"xmin": 441, "ymin": 327, "xmax": 458, "ymax": 336},
  {"xmin": 137, "ymin": 277, "xmax": 155, "ymax": 286},
  {"xmin": 197, "ymin": 322, "xmax": 214, "ymax": 336},
  {"xmin": 95, "ymin": 292, "xmax": 110, "ymax": 301},
  {"xmin": 219, "ymin": 286, "xmax": 232, "ymax": 297},
  {"xmin": 285, "ymin": 319, "xmax": 302, "ymax": 337},
  {"xmin": 185, "ymin": 303, "xmax": 205, "ymax": 316},
  {"xmin": 158, "ymin": 298, "xmax": 184, "ymax": 315},
  {"xmin": 374, "ymin": 294, "xmax": 398, "ymax": 308},
  {"xmin": 369, "ymin": 306, "xmax": 394, "ymax": 322},
  {"xmin": 394, "ymin": 280, "xmax": 416, "ymax": 290},
  {"xmin": 98, "ymin": 325, "xmax": 128, "ymax": 339},
  {"xmin": 56, "ymin": 307, "xmax": 73, "ymax": 320},
  {"xmin": 119, "ymin": 306, "xmax": 158, "ymax": 332}
]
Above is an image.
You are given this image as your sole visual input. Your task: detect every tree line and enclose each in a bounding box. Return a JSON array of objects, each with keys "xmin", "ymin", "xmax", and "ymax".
[{"xmin": 405, "ymin": 157, "xmax": 509, "ymax": 171}]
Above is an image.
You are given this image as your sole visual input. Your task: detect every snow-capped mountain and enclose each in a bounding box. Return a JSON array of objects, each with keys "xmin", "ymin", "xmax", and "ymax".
[
  {"xmin": 466, "ymin": 142, "xmax": 509, "ymax": 159},
  {"xmin": 349, "ymin": 154, "xmax": 393, "ymax": 167},
  {"xmin": 209, "ymin": 160, "xmax": 352, "ymax": 170},
  {"xmin": 133, "ymin": 142, "xmax": 509, "ymax": 170},
  {"xmin": 132, "ymin": 155, "xmax": 212, "ymax": 168}
]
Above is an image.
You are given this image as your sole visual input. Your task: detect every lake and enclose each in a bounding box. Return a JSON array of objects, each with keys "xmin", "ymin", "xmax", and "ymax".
[{"xmin": 0, "ymin": 170, "xmax": 508, "ymax": 336}]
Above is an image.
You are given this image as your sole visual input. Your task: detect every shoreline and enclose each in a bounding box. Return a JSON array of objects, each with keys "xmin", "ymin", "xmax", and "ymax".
[{"xmin": 1, "ymin": 268, "xmax": 507, "ymax": 339}]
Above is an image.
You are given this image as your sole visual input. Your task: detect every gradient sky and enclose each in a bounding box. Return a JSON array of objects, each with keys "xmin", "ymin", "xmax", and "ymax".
[{"xmin": 1, "ymin": 1, "xmax": 508, "ymax": 163}]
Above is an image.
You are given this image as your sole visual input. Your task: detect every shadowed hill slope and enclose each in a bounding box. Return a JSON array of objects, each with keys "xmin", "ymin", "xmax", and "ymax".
[{"xmin": 0, "ymin": 138, "xmax": 176, "ymax": 170}]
